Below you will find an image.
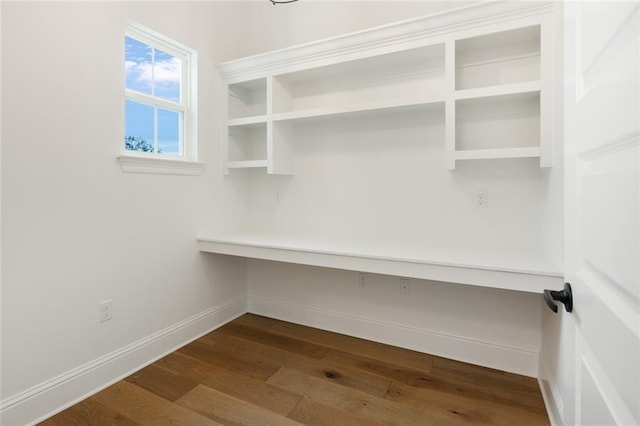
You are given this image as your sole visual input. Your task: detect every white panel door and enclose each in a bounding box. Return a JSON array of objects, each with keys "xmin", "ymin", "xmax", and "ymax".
[{"xmin": 564, "ymin": 1, "xmax": 639, "ymax": 425}]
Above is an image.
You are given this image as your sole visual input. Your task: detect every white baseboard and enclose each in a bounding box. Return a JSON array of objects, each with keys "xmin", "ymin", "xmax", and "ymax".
[
  {"xmin": 248, "ymin": 294, "xmax": 538, "ymax": 377},
  {"xmin": 0, "ymin": 297, "xmax": 247, "ymax": 426},
  {"xmin": 539, "ymin": 360, "xmax": 564, "ymax": 426}
]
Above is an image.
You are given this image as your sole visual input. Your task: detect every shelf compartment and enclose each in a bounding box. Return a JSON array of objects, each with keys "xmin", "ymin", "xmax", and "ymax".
[
  {"xmin": 456, "ymin": 25, "xmax": 540, "ymax": 90},
  {"xmin": 227, "ymin": 122, "xmax": 267, "ymax": 163},
  {"xmin": 272, "ymin": 44, "xmax": 445, "ymax": 115},
  {"xmin": 228, "ymin": 78, "xmax": 267, "ymax": 120},
  {"xmin": 455, "ymin": 92, "xmax": 540, "ymax": 152}
]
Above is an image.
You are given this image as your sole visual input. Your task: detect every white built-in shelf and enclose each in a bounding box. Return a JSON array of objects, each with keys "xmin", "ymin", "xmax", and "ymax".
[
  {"xmin": 454, "ymin": 146, "xmax": 541, "ymax": 161},
  {"xmin": 454, "ymin": 81, "xmax": 541, "ymax": 100},
  {"xmin": 228, "ymin": 116, "xmax": 268, "ymax": 127},
  {"xmin": 218, "ymin": 2, "xmax": 553, "ymax": 173},
  {"xmin": 271, "ymin": 98, "xmax": 445, "ymax": 123},
  {"xmin": 197, "ymin": 232, "xmax": 563, "ymax": 293},
  {"xmin": 227, "ymin": 160, "xmax": 268, "ymax": 169}
]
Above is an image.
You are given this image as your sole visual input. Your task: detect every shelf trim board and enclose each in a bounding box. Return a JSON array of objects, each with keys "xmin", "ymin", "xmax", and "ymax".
[
  {"xmin": 454, "ymin": 146, "xmax": 541, "ymax": 160},
  {"xmin": 197, "ymin": 237, "xmax": 562, "ymax": 294},
  {"xmin": 227, "ymin": 115, "xmax": 268, "ymax": 127},
  {"xmin": 539, "ymin": 14, "xmax": 554, "ymax": 167},
  {"xmin": 226, "ymin": 160, "xmax": 268, "ymax": 169},
  {"xmin": 454, "ymin": 81, "xmax": 541, "ymax": 100},
  {"xmin": 445, "ymin": 40, "xmax": 456, "ymax": 170},
  {"xmin": 271, "ymin": 98, "xmax": 445, "ymax": 123}
]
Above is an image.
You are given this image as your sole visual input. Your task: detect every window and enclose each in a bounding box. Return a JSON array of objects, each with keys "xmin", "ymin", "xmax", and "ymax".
[{"xmin": 123, "ymin": 22, "xmax": 198, "ymax": 167}]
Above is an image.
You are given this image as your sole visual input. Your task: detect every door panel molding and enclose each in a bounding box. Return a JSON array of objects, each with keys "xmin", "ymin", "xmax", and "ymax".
[
  {"xmin": 578, "ymin": 133, "xmax": 639, "ymax": 307},
  {"xmin": 576, "ymin": 3, "xmax": 639, "ymax": 98},
  {"xmin": 575, "ymin": 329, "xmax": 639, "ymax": 425}
]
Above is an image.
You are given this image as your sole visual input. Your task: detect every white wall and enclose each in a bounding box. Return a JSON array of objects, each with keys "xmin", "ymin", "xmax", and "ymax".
[{"xmin": 1, "ymin": 2, "xmax": 250, "ymax": 423}]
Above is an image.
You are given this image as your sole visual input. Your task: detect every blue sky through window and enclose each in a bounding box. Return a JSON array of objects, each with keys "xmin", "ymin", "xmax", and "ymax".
[{"xmin": 125, "ymin": 35, "xmax": 182, "ymax": 154}]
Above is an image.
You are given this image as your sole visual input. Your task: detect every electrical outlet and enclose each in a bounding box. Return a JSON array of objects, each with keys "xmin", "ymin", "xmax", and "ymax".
[
  {"xmin": 475, "ymin": 190, "xmax": 488, "ymax": 208},
  {"xmin": 358, "ymin": 272, "xmax": 368, "ymax": 288},
  {"xmin": 99, "ymin": 300, "xmax": 112, "ymax": 322},
  {"xmin": 399, "ymin": 277, "xmax": 410, "ymax": 294}
]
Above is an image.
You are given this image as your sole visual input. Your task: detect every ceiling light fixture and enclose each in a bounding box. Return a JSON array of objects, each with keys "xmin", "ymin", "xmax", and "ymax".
[{"xmin": 270, "ymin": 0, "xmax": 298, "ymax": 4}]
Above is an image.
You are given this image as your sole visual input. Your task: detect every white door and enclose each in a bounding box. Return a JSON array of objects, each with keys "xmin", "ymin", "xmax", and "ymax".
[{"xmin": 563, "ymin": 1, "xmax": 639, "ymax": 425}]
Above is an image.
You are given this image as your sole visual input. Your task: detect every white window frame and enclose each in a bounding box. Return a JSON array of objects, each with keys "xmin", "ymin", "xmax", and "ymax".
[{"xmin": 119, "ymin": 21, "xmax": 203, "ymax": 175}]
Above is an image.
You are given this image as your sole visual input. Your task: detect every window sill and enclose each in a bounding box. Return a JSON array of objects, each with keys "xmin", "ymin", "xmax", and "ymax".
[{"xmin": 118, "ymin": 154, "xmax": 206, "ymax": 176}]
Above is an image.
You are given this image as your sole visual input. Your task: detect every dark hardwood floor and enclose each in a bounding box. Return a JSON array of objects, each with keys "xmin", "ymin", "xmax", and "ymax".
[{"xmin": 40, "ymin": 314, "xmax": 549, "ymax": 425}]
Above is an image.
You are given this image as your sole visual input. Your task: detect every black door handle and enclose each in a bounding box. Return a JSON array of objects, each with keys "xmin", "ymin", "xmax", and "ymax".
[{"xmin": 544, "ymin": 283, "xmax": 573, "ymax": 313}]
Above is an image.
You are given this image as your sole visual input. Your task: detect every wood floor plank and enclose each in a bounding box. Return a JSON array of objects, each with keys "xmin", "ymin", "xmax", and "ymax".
[
  {"xmin": 36, "ymin": 420, "xmax": 60, "ymax": 426},
  {"xmin": 176, "ymin": 384, "xmax": 303, "ymax": 426},
  {"xmin": 218, "ymin": 321, "xmax": 331, "ymax": 359},
  {"xmin": 324, "ymin": 347, "xmax": 545, "ymax": 413},
  {"xmin": 431, "ymin": 356, "xmax": 546, "ymax": 411},
  {"xmin": 178, "ymin": 353, "xmax": 302, "ymax": 416},
  {"xmin": 323, "ymin": 348, "xmax": 434, "ymax": 384},
  {"xmin": 287, "ymin": 396, "xmax": 378, "ymax": 426},
  {"xmin": 386, "ymin": 380, "xmax": 550, "ymax": 426},
  {"xmin": 429, "ymin": 359, "xmax": 547, "ymax": 413},
  {"xmin": 195, "ymin": 330, "xmax": 227, "ymax": 347},
  {"xmin": 177, "ymin": 338, "xmax": 281, "ymax": 381},
  {"xmin": 234, "ymin": 314, "xmax": 434, "ymax": 372},
  {"xmin": 217, "ymin": 334, "xmax": 392, "ymax": 397},
  {"xmin": 91, "ymin": 381, "xmax": 221, "ymax": 426},
  {"xmin": 153, "ymin": 351, "xmax": 201, "ymax": 376},
  {"xmin": 41, "ymin": 399, "xmax": 140, "ymax": 426},
  {"xmin": 267, "ymin": 367, "xmax": 467, "ymax": 426},
  {"xmin": 125, "ymin": 364, "xmax": 199, "ymax": 402}
]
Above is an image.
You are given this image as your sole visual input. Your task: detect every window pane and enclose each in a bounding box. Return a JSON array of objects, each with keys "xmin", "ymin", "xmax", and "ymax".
[
  {"xmin": 157, "ymin": 108, "xmax": 181, "ymax": 155},
  {"xmin": 154, "ymin": 48, "xmax": 181, "ymax": 102},
  {"xmin": 125, "ymin": 36, "xmax": 152, "ymax": 95},
  {"xmin": 125, "ymin": 100, "xmax": 155, "ymax": 152}
]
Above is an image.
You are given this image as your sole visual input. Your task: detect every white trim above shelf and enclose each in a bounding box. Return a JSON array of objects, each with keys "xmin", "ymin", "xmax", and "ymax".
[
  {"xmin": 118, "ymin": 154, "xmax": 205, "ymax": 176},
  {"xmin": 217, "ymin": 2, "xmax": 554, "ymax": 83},
  {"xmin": 454, "ymin": 146, "xmax": 541, "ymax": 161},
  {"xmin": 197, "ymin": 233, "xmax": 563, "ymax": 293},
  {"xmin": 454, "ymin": 80, "xmax": 541, "ymax": 100}
]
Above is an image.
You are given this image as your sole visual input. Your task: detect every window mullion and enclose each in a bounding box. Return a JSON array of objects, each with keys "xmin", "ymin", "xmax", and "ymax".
[
  {"xmin": 154, "ymin": 106, "xmax": 159, "ymax": 153},
  {"xmin": 151, "ymin": 46, "xmax": 155, "ymax": 97},
  {"xmin": 126, "ymin": 90, "xmax": 185, "ymax": 112},
  {"xmin": 179, "ymin": 111, "xmax": 185, "ymax": 156}
]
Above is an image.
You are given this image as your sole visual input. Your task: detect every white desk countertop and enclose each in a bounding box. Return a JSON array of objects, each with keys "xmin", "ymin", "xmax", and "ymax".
[{"xmin": 197, "ymin": 232, "xmax": 563, "ymax": 294}]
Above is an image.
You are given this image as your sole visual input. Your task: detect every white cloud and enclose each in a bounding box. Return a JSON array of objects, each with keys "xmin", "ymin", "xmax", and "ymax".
[
  {"xmin": 125, "ymin": 57, "xmax": 181, "ymax": 89},
  {"xmin": 125, "ymin": 60, "xmax": 138, "ymax": 73}
]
